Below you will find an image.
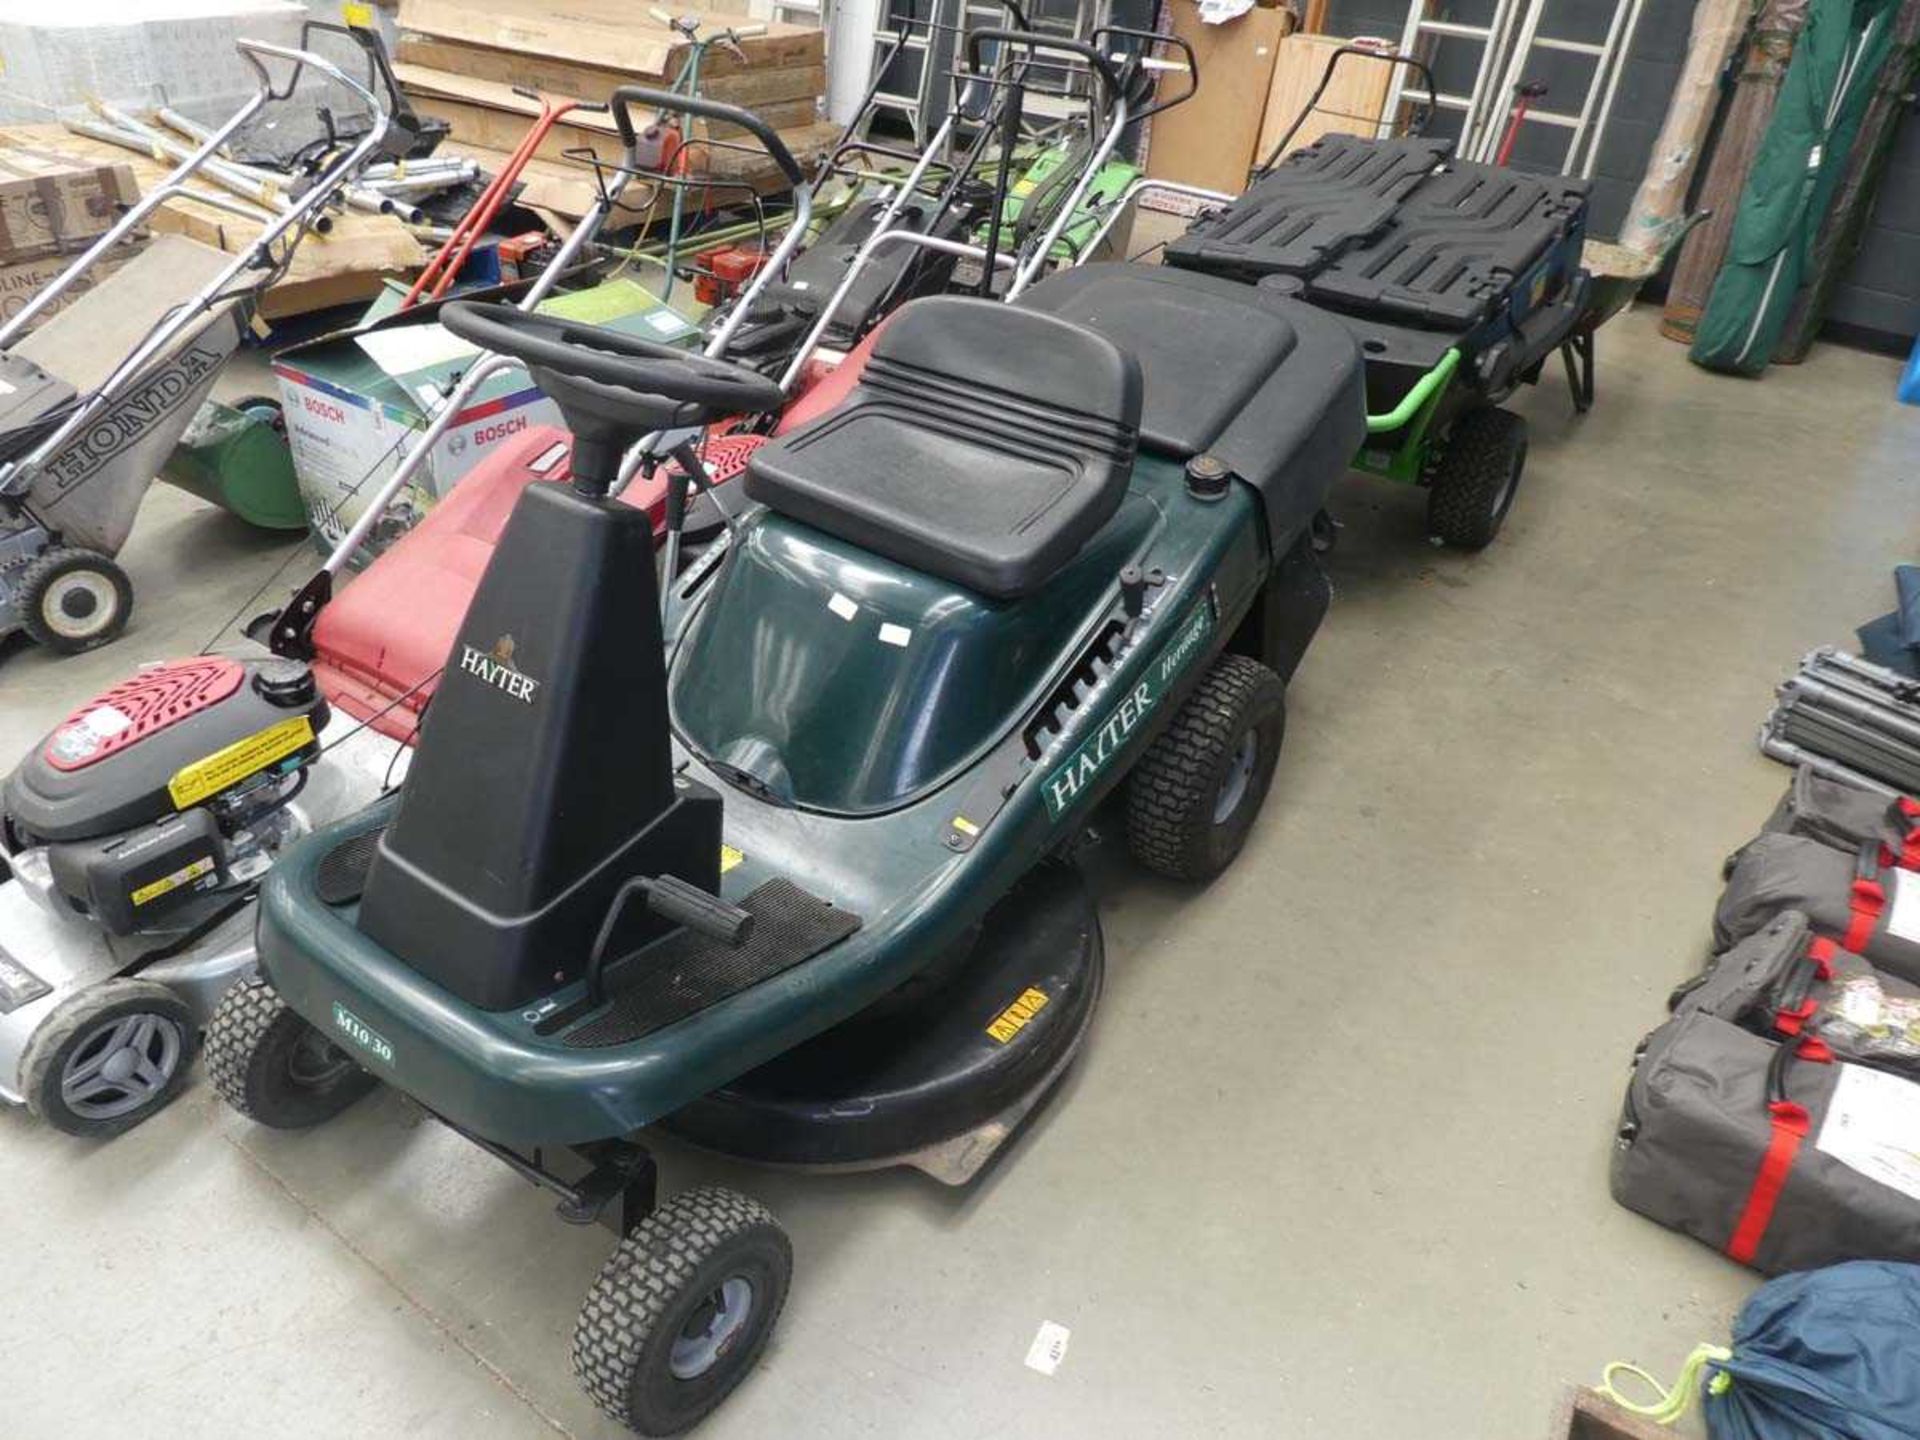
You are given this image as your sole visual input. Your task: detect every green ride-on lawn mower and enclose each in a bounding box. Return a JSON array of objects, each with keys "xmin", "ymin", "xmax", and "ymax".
[{"xmin": 202, "ymin": 93, "xmax": 1365, "ymax": 1429}]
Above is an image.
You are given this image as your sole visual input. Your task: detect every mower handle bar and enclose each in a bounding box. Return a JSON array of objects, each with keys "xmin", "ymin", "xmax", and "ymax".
[
  {"xmin": 0, "ymin": 37, "xmax": 390, "ymax": 490},
  {"xmin": 965, "ymin": 29, "xmax": 1122, "ymax": 103},
  {"xmin": 608, "ymin": 84, "xmax": 804, "ymax": 188}
]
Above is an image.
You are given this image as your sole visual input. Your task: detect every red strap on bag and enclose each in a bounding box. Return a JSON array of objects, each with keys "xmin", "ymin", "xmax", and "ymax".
[
  {"xmin": 1898, "ymin": 797, "xmax": 1920, "ymax": 870},
  {"xmin": 1807, "ymin": 936, "xmax": 1837, "ymax": 976},
  {"xmin": 1845, "ymin": 877, "xmax": 1885, "ymax": 953},
  {"xmin": 1726, "ymin": 1038, "xmax": 1832, "ymax": 1266},
  {"xmin": 1727, "ymin": 1101, "xmax": 1811, "ymax": 1265}
]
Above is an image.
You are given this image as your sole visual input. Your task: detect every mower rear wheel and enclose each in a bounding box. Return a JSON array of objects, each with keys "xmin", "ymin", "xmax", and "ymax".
[
  {"xmin": 18, "ymin": 546, "xmax": 133, "ymax": 653},
  {"xmin": 574, "ymin": 1186, "xmax": 791, "ymax": 1436},
  {"xmin": 22, "ymin": 980, "xmax": 196, "ymax": 1138},
  {"xmin": 1125, "ymin": 653, "xmax": 1286, "ymax": 883},
  {"xmin": 1425, "ymin": 407, "xmax": 1528, "ymax": 551},
  {"xmin": 204, "ymin": 976, "xmax": 377, "ymax": 1129}
]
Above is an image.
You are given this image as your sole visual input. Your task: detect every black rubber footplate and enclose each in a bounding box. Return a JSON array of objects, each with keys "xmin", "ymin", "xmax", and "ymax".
[
  {"xmin": 563, "ymin": 879, "xmax": 861, "ymax": 1049},
  {"xmin": 314, "ymin": 827, "xmax": 385, "ymax": 906}
]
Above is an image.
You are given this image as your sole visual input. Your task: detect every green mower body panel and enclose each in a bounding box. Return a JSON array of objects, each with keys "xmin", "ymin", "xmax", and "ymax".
[
  {"xmin": 255, "ymin": 456, "xmax": 1275, "ymax": 1147},
  {"xmin": 976, "ymin": 145, "xmax": 1143, "ymax": 264}
]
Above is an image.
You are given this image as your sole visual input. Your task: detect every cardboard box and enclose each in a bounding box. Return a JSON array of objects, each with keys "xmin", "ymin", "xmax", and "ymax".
[
  {"xmin": 0, "ymin": 240, "xmax": 145, "ymax": 331},
  {"xmin": 0, "ymin": 154, "xmax": 141, "ymax": 264},
  {"xmin": 1256, "ymin": 34, "xmax": 1395, "ymax": 168},
  {"xmin": 1145, "ymin": 0, "xmax": 1296, "ymax": 198},
  {"xmin": 273, "ymin": 277, "xmax": 702, "ymax": 557}
]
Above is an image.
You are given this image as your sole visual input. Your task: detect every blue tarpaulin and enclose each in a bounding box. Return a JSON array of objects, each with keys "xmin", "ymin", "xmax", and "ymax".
[{"xmin": 1705, "ymin": 1261, "xmax": 1920, "ymax": 1438}]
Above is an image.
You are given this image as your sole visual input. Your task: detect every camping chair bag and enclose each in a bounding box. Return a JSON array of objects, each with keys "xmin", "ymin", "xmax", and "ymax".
[
  {"xmin": 1611, "ymin": 1009, "xmax": 1920, "ymax": 1273},
  {"xmin": 1716, "ymin": 833, "xmax": 1920, "ymax": 980}
]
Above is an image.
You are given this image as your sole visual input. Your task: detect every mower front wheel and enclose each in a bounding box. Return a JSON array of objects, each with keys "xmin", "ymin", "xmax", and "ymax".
[
  {"xmin": 18, "ymin": 546, "xmax": 133, "ymax": 653},
  {"xmin": 1126, "ymin": 653, "xmax": 1287, "ymax": 883},
  {"xmin": 22, "ymin": 980, "xmax": 196, "ymax": 1138},
  {"xmin": 1425, "ymin": 406, "xmax": 1528, "ymax": 551},
  {"xmin": 574, "ymin": 1186, "xmax": 791, "ymax": 1436},
  {"xmin": 204, "ymin": 977, "xmax": 377, "ymax": 1129}
]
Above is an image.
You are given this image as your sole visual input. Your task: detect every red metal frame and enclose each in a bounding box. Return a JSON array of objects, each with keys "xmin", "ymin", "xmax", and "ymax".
[{"xmin": 402, "ymin": 96, "xmax": 589, "ymax": 310}]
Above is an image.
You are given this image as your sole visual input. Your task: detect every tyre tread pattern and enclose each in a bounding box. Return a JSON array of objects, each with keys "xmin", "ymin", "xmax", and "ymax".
[
  {"xmin": 1125, "ymin": 653, "xmax": 1281, "ymax": 881},
  {"xmin": 1426, "ymin": 406, "xmax": 1527, "ymax": 551},
  {"xmin": 204, "ymin": 976, "xmax": 283, "ymax": 1119},
  {"xmin": 573, "ymin": 1186, "xmax": 788, "ymax": 1434},
  {"xmin": 17, "ymin": 545, "xmax": 133, "ymax": 653}
]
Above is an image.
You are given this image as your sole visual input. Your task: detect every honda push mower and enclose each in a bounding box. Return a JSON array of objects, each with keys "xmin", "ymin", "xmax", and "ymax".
[
  {"xmin": 0, "ymin": 34, "xmax": 401, "ymax": 655},
  {"xmin": 203, "ymin": 88, "xmax": 1366, "ymax": 1432}
]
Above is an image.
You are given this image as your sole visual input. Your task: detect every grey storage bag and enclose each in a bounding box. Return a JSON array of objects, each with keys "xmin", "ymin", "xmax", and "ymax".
[
  {"xmin": 1610, "ymin": 1010, "xmax": 1920, "ymax": 1273},
  {"xmin": 1762, "ymin": 764, "xmax": 1920, "ymax": 861},
  {"xmin": 1676, "ymin": 909, "xmax": 1920, "ymax": 1077},
  {"xmin": 1715, "ymin": 834, "xmax": 1920, "ymax": 982}
]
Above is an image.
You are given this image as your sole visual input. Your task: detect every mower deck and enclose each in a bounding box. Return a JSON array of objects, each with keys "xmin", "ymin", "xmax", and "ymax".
[{"xmin": 665, "ymin": 862, "xmax": 1103, "ymax": 1185}]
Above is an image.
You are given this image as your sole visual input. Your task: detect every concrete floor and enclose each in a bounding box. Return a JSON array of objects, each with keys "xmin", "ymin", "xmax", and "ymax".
[{"xmin": 0, "ymin": 308, "xmax": 1915, "ymax": 1439}]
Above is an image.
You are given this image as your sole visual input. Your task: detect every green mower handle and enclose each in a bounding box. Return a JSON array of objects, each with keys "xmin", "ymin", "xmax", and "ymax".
[{"xmin": 1365, "ymin": 347, "xmax": 1460, "ymax": 434}]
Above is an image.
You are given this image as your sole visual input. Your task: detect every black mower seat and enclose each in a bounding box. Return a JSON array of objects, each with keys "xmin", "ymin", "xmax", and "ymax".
[
  {"xmin": 743, "ymin": 296, "xmax": 1140, "ymax": 601},
  {"xmin": 1017, "ymin": 264, "xmax": 1365, "ymax": 547}
]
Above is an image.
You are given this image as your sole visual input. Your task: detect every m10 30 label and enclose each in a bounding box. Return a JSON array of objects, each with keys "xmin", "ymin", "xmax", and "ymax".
[
  {"xmin": 332, "ymin": 1002, "xmax": 394, "ymax": 1064},
  {"xmin": 1041, "ymin": 598, "xmax": 1216, "ymax": 819}
]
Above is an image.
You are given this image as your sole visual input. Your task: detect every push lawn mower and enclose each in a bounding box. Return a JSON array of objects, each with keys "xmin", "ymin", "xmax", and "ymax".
[
  {"xmin": 0, "ymin": 35, "xmax": 402, "ymax": 655},
  {"xmin": 201, "ymin": 80, "xmax": 1366, "ymax": 1434}
]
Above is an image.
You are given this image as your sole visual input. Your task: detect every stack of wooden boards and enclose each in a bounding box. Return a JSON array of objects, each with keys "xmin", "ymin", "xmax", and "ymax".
[
  {"xmin": 393, "ymin": 0, "xmax": 834, "ymax": 220},
  {"xmin": 0, "ymin": 129, "xmax": 423, "ymax": 321},
  {"xmin": 1146, "ymin": 9, "xmax": 1397, "ymax": 202}
]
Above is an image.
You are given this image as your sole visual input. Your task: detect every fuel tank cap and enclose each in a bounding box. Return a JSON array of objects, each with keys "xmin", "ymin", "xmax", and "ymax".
[{"xmin": 252, "ymin": 659, "xmax": 317, "ymax": 708}]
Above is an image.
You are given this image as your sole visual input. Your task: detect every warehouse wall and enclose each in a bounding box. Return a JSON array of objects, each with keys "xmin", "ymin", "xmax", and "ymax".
[{"xmin": 1319, "ymin": 0, "xmax": 1920, "ymax": 350}]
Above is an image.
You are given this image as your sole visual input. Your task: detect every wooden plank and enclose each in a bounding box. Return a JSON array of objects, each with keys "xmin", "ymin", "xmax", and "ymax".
[
  {"xmin": 395, "ymin": 63, "xmax": 817, "ymax": 144},
  {"xmin": 396, "ymin": 0, "xmax": 821, "ymax": 82},
  {"xmin": 1145, "ymin": 2, "xmax": 1295, "ymax": 195},
  {"xmin": 0, "ymin": 126, "xmax": 422, "ymax": 296},
  {"xmin": 395, "ymin": 35, "xmax": 826, "ymax": 109},
  {"xmin": 1254, "ymin": 34, "xmax": 1393, "ymax": 170}
]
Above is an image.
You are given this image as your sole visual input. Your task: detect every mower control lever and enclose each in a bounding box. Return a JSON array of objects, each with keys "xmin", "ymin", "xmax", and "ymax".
[
  {"xmin": 583, "ymin": 875, "xmax": 755, "ymax": 1010},
  {"xmin": 640, "ymin": 875, "xmax": 756, "ymax": 946}
]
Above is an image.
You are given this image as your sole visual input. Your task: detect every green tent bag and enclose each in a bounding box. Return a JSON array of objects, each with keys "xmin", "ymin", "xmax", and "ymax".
[{"xmin": 1691, "ymin": 0, "xmax": 1901, "ymax": 375}]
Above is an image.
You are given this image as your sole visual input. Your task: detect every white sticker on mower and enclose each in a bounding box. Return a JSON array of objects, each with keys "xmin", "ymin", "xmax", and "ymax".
[
  {"xmin": 81, "ymin": 705, "xmax": 132, "ymax": 736},
  {"xmin": 878, "ymin": 623, "xmax": 911, "ymax": 648},
  {"xmin": 332, "ymin": 1003, "xmax": 394, "ymax": 1065},
  {"xmin": 1817, "ymin": 1063, "xmax": 1920, "ymax": 1204},
  {"xmin": 1024, "ymin": 1321, "xmax": 1071, "ymax": 1376},
  {"xmin": 1886, "ymin": 869, "xmax": 1920, "ymax": 945},
  {"xmin": 827, "ymin": 592, "xmax": 857, "ymax": 621}
]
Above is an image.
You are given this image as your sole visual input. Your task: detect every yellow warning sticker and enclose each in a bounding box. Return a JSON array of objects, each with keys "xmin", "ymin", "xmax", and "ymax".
[
  {"xmin": 720, "ymin": 844, "xmax": 745, "ymax": 874},
  {"xmin": 131, "ymin": 855, "xmax": 216, "ymax": 906},
  {"xmin": 167, "ymin": 715, "xmax": 315, "ymax": 810},
  {"xmin": 986, "ymin": 986, "xmax": 1049, "ymax": 1044},
  {"xmin": 951, "ymin": 815, "xmax": 980, "ymax": 837}
]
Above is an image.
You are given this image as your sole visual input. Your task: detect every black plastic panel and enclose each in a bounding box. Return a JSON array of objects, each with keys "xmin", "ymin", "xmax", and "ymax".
[{"xmin": 1167, "ymin": 134, "xmax": 1590, "ymax": 335}]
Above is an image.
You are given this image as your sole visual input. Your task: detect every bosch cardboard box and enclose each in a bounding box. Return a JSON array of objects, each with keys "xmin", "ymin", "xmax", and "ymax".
[{"xmin": 272, "ymin": 277, "xmax": 699, "ymax": 558}]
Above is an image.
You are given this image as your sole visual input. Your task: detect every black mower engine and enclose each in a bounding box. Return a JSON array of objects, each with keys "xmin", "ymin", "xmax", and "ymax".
[{"xmin": 2, "ymin": 657, "xmax": 328, "ymax": 940}]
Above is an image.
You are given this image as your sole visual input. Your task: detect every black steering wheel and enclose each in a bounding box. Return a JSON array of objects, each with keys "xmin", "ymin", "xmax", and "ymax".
[{"xmin": 440, "ymin": 301, "xmax": 786, "ymax": 416}]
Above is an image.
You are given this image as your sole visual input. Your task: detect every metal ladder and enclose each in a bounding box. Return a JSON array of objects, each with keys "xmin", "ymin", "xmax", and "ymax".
[{"xmin": 1377, "ymin": 0, "xmax": 1648, "ymax": 177}]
